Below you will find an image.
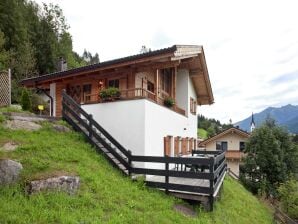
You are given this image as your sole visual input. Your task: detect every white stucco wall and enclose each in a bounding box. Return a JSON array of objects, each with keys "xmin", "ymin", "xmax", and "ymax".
[
  {"xmin": 82, "ymin": 99, "xmax": 197, "ymax": 156},
  {"xmin": 82, "ymin": 69, "xmax": 198, "ymax": 169},
  {"xmin": 82, "ymin": 100, "xmax": 146, "ymax": 156}
]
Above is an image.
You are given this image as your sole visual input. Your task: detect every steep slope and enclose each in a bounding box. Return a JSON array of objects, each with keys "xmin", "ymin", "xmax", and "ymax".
[
  {"xmin": 0, "ymin": 116, "xmax": 273, "ymax": 224},
  {"xmin": 235, "ymin": 104, "xmax": 298, "ymax": 133}
]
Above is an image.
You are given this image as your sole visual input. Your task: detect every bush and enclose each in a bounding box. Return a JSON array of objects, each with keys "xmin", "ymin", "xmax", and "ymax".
[
  {"xmin": 164, "ymin": 97, "xmax": 175, "ymax": 107},
  {"xmin": 31, "ymin": 93, "xmax": 49, "ymax": 115},
  {"xmin": 21, "ymin": 88, "xmax": 31, "ymax": 111},
  {"xmin": 99, "ymin": 87, "xmax": 121, "ymax": 99},
  {"xmin": 278, "ymin": 178, "xmax": 298, "ymax": 219}
]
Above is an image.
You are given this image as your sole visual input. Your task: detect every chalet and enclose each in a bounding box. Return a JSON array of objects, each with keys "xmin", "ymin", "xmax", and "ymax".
[
  {"xmin": 198, "ymin": 127, "xmax": 250, "ymax": 176},
  {"xmin": 21, "ymin": 45, "xmax": 214, "ymax": 159},
  {"xmin": 21, "ymin": 45, "xmax": 227, "ymax": 209}
]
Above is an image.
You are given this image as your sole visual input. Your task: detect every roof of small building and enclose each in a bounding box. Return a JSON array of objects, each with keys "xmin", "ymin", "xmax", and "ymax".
[{"xmin": 198, "ymin": 127, "xmax": 250, "ymax": 146}]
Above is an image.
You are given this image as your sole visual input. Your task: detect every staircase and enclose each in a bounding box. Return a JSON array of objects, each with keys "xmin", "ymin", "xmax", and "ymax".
[{"xmin": 62, "ymin": 90, "xmax": 131, "ymax": 176}]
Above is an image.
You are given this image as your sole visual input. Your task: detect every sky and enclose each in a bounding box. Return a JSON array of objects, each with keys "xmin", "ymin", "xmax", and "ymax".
[{"xmin": 35, "ymin": 0, "xmax": 298, "ymax": 123}]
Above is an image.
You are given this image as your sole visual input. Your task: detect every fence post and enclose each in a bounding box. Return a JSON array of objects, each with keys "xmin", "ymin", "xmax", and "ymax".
[
  {"xmin": 128, "ymin": 150, "xmax": 132, "ymax": 176},
  {"xmin": 88, "ymin": 114, "xmax": 93, "ymax": 138},
  {"xmin": 209, "ymin": 157, "xmax": 215, "ymax": 211},
  {"xmin": 165, "ymin": 155, "xmax": 169, "ymax": 194}
]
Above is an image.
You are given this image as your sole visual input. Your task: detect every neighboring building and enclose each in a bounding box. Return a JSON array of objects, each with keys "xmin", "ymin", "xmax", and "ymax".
[
  {"xmin": 21, "ymin": 45, "xmax": 214, "ymax": 162},
  {"xmin": 198, "ymin": 127, "xmax": 250, "ymax": 176}
]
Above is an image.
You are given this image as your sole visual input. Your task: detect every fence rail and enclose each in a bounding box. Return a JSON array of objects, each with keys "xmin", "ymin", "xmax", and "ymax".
[
  {"xmin": 274, "ymin": 207, "xmax": 298, "ymax": 224},
  {"xmin": 62, "ymin": 90, "xmax": 226, "ymax": 211}
]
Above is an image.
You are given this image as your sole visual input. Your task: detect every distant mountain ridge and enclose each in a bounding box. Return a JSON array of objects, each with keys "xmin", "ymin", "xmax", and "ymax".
[{"xmin": 235, "ymin": 104, "xmax": 298, "ymax": 133}]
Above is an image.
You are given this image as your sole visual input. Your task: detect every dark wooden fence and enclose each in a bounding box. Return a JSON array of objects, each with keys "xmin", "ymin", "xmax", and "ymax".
[
  {"xmin": 62, "ymin": 90, "xmax": 226, "ymax": 211},
  {"xmin": 274, "ymin": 207, "xmax": 298, "ymax": 224}
]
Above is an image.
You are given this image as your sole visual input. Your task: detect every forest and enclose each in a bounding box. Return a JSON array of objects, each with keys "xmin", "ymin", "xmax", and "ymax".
[{"xmin": 0, "ymin": 0, "xmax": 99, "ymax": 103}]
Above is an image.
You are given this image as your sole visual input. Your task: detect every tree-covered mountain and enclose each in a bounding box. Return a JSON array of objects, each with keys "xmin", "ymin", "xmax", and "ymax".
[
  {"xmin": 198, "ymin": 115, "xmax": 233, "ymax": 138},
  {"xmin": 0, "ymin": 0, "xmax": 99, "ymax": 102},
  {"xmin": 235, "ymin": 104, "xmax": 298, "ymax": 133}
]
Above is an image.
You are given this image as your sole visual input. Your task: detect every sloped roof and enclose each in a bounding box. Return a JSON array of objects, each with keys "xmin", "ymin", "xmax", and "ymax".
[
  {"xmin": 21, "ymin": 45, "xmax": 214, "ymax": 104},
  {"xmin": 198, "ymin": 127, "xmax": 250, "ymax": 146},
  {"xmin": 21, "ymin": 46, "xmax": 177, "ymax": 85}
]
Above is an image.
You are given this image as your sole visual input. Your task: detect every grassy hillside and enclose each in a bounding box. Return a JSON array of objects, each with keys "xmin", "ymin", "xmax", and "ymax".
[
  {"xmin": 0, "ymin": 114, "xmax": 273, "ymax": 223},
  {"xmin": 198, "ymin": 128, "xmax": 208, "ymax": 139}
]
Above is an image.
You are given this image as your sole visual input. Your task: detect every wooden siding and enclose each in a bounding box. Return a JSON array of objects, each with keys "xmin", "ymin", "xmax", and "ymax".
[
  {"xmin": 164, "ymin": 136, "xmax": 171, "ymax": 156},
  {"xmin": 174, "ymin": 137, "xmax": 180, "ymax": 156},
  {"xmin": 181, "ymin": 138, "xmax": 188, "ymax": 155}
]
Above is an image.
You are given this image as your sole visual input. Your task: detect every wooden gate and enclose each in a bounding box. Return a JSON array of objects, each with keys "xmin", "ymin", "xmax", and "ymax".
[{"xmin": 0, "ymin": 69, "xmax": 11, "ymax": 107}]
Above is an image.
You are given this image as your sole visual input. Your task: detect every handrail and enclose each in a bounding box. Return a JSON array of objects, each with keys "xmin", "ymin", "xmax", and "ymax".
[
  {"xmin": 274, "ymin": 206, "xmax": 298, "ymax": 224},
  {"xmin": 227, "ymin": 168, "xmax": 239, "ymax": 180},
  {"xmin": 131, "ymin": 155, "xmax": 213, "ymax": 165}
]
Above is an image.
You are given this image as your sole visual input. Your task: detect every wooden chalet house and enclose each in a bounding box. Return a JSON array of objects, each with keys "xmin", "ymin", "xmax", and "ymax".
[{"xmin": 21, "ymin": 45, "xmax": 214, "ymax": 160}]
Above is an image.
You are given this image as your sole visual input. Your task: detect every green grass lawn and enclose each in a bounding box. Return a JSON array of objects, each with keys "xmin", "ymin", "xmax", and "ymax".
[
  {"xmin": 0, "ymin": 115, "xmax": 273, "ymax": 224},
  {"xmin": 198, "ymin": 128, "xmax": 208, "ymax": 139}
]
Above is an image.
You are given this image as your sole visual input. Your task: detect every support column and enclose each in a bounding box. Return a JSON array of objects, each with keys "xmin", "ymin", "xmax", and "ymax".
[
  {"xmin": 154, "ymin": 68, "xmax": 159, "ymax": 101},
  {"xmin": 50, "ymin": 83, "xmax": 56, "ymax": 117}
]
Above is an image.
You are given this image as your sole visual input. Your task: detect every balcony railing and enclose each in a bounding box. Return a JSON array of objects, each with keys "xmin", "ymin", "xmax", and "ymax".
[{"xmin": 83, "ymin": 88, "xmax": 186, "ymax": 116}]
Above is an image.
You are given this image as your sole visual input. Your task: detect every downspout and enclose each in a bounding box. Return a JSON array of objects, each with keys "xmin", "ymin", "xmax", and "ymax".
[{"xmin": 36, "ymin": 87, "xmax": 53, "ymax": 117}]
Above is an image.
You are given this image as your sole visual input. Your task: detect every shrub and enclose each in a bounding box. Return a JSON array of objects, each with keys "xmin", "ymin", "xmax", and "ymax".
[
  {"xmin": 21, "ymin": 88, "xmax": 31, "ymax": 111},
  {"xmin": 278, "ymin": 178, "xmax": 298, "ymax": 219},
  {"xmin": 99, "ymin": 87, "xmax": 121, "ymax": 99},
  {"xmin": 31, "ymin": 93, "xmax": 49, "ymax": 115},
  {"xmin": 164, "ymin": 97, "xmax": 175, "ymax": 107}
]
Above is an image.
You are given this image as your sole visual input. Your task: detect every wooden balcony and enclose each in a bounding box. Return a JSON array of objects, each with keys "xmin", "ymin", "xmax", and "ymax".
[
  {"xmin": 83, "ymin": 88, "xmax": 186, "ymax": 116},
  {"xmin": 225, "ymin": 150, "xmax": 244, "ymax": 160}
]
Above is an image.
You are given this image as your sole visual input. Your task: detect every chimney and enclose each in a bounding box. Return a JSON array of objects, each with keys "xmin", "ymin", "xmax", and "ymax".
[{"xmin": 57, "ymin": 57, "xmax": 67, "ymax": 72}]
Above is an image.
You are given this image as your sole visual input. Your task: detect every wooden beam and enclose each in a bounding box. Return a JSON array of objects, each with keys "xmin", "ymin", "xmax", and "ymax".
[
  {"xmin": 155, "ymin": 69, "xmax": 159, "ymax": 101},
  {"xmin": 173, "ymin": 67, "xmax": 177, "ymax": 100}
]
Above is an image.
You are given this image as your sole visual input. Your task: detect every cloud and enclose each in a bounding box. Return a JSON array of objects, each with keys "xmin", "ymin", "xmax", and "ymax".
[
  {"xmin": 270, "ymin": 70, "xmax": 298, "ymax": 84},
  {"xmin": 34, "ymin": 0, "xmax": 298, "ymax": 123}
]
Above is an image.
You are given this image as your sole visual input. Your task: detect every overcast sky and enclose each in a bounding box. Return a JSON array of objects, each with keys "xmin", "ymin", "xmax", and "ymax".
[{"xmin": 35, "ymin": 0, "xmax": 298, "ymax": 123}]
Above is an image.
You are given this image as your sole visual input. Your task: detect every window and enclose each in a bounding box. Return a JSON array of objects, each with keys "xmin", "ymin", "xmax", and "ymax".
[
  {"xmin": 108, "ymin": 79, "xmax": 119, "ymax": 88},
  {"xmin": 83, "ymin": 84, "xmax": 92, "ymax": 102},
  {"xmin": 147, "ymin": 81, "xmax": 154, "ymax": 92},
  {"xmin": 216, "ymin": 141, "xmax": 228, "ymax": 151},
  {"xmin": 160, "ymin": 68, "xmax": 172, "ymax": 94},
  {"xmin": 190, "ymin": 97, "xmax": 197, "ymax": 114},
  {"xmin": 240, "ymin": 142, "xmax": 246, "ymax": 151}
]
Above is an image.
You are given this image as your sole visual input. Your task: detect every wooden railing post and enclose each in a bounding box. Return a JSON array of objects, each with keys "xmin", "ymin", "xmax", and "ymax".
[
  {"xmin": 165, "ymin": 155, "xmax": 169, "ymax": 194},
  {"xmin": 128, "ymin": 150, "xmax": 132, "ymax": 176},
  {"xmin": 88, "ymin": 114, "xmax": 93, "ymax": 138},
  {"xmin": 209, "ymin": 157, "xmax": 215, "ymax": 211}
]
